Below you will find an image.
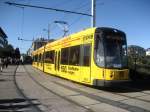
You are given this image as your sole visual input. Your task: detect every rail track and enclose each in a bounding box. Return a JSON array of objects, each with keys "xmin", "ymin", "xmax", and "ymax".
[
  {"xmin": 24, "ymin": 65, "xmax": 150, "ymax": 112},
  {"xmin": 14, "ymin": 65, "xmax": 42, "ymax": 112},
  {"xmin": 24, "ymin": 65, "xmax": 94, "ymax": 112},
  {"xmin": 0, "ymin": 65, "xmax": 42, "ymax": 112}
]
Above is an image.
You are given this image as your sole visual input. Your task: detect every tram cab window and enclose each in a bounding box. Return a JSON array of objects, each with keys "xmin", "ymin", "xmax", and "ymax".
[
  {"xmin": 104, "ymin": 32, "xmax": 127, "ymax": 68},
  {"xmin": 69, "ymin": 45, "xmax": 80, "ymax": 66},
  {"xmin": 95, "ymin": 34, "xmax": 105, "ymax": 67},
  {"xmin": 95, "ymin": 30, "xmax": 127, "ymax": 68}
]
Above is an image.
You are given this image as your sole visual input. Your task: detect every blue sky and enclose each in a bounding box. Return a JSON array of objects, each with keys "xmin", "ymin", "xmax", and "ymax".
[{"xmin": 0, "ymin": 0, "xmax": 150, "ymax": 53}]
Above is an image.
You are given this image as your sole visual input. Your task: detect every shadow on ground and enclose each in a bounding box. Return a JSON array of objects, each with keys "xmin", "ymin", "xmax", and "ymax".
[
  {"xmin": 93, "ymin": 80, "xmax": 150, "ymax": 93},
  {"xmin": 0, "ymin": 98, "xmax": 40, "ymax": 112}
]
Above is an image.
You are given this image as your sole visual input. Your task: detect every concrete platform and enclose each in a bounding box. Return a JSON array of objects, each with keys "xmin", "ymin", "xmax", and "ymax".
[{"xmin": 0, "ymin": 65, "xmax": 39, "ymax": 112}]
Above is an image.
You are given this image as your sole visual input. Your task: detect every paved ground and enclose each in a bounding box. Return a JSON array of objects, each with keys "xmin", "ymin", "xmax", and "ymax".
[
  {"xmin": 0, "ymin": 65, "xmax": 41, "ymax": 112},
  {"xmin": 1, "ymin": 65, "xmax": 150, "ymax": 112}
]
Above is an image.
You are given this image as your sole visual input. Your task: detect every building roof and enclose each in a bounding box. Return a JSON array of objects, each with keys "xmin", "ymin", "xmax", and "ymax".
[{"xmin": 0, "ymin": 27, "xmax": 8, "ymax": 38}]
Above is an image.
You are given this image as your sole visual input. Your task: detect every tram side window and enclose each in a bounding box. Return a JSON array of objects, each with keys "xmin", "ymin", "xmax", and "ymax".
[
  {"xmin": 82, "ymin": 44, "xmax": 91, "ymax": 66},
  {"xmin": 41, "ymin": 54, "xmax": 43, "ymax": 62},
  {"xmin": 50, "ymin": 51, "xmax": 54, "ymax": 63},
  {"xmin": 61, "ymin": 48, "xmax": 69, "ymax": 65},
  {"xmin": 32, "ymin": 56, "xmax": 35, "ymax": 61},
  {"xmin": 45, "ymin": 52, "xmax": 49, "ymax": 63},
  {"xmin": 38, "ymin": 54, "xmax": 43, "ymax": 62},
  {"xmin": 33, "ymin": 56, "xmax": 35, "ymax": 62},
  {"xmin": 45, "ymin": 51, "xmax": 54, "ymax": 63},
  {"xmin": 35, "ymin": 55, "xmax": 38, "ymax": 62},
  {"xmin": 38, "ymin": 54, "xmax": 41, "ymax": 62},
  {"xmin": 69, "ymin": 45, "xmax": 80, "ymax": 66},
  {"xmin": 37, "ymin": 55, "xmax": 40, "ymax": 62}
]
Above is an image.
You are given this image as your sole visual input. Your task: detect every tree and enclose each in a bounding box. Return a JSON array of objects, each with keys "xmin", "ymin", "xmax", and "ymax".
[
  {"xmin": 0, "ymin": 44, "xmax": 15, "ymax": 58},
  {"xmin": 14, "ymin": 48, "xmax": 20, "ymax": 59},
  {"xmin": 0, "ymin": 47, "xmax": 4, "ymax": 58},
  {"xmin": 5, "ymin": 44, "xmax": 14, "ymax": 58}
]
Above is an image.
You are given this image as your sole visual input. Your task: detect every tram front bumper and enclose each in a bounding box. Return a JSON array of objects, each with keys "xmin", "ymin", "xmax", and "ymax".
[{"xmin": 93, "ymin": 79, "xmax": 130, "ymax": 87}]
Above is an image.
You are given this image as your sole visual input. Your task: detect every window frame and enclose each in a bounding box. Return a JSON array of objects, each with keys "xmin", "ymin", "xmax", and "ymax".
[
  {"xmin": 44, "ymin": 50, "xmax": 55, "ymax": 64},
  {"xmin": 61, "ymin": 47, "xmax": 69, "ymax": 65},
  {"xmin": 68, "ymin": 45, "xmax": 80, "ymax": 66},
  {"xmin": 80, "ymin": 44, "xmax": 91, "ymax": 66}
]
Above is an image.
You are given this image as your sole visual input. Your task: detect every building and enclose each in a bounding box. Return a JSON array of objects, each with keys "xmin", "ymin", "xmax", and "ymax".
[
  {"xmin": 0, "ymin": 27, "xmax": 8, "ymax": 57},
  {"xmin": 32, "ymin": 38, "xmax": 47, "ymax": 51},
  {"xmin": 0, "ymin": 27, "xmax": 8, "ymax": 48},
  {"xmin": 27, "ymin": 48, "xmax": 32, "ymax": 56},
  {"xmin": 146, "ymin": 48, "xmax": 150, "ymax": 56},
  {"xmin": 127, "ymin": 45, "xmax": 146, "ymax": 57},
  {"xmin": 31, "ymin": 38, "xmax": 55, "ymax": 51},
  {"xmin": 27, "ymin": 37, "xmax": 56, "ymax": 56},
  {"xmin": 27, "ymin": 38, "xmax": 55, "ymax": 56}
]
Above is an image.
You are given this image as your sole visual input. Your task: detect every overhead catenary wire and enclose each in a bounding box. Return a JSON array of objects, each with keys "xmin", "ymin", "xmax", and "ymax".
[
  {"xmin": 5, "ymin": 1, "xmax": 96, "ymax": 39},
  {"xmin": 5, "ymin": 2, "xmax": 92, "ymax": 16},
  {"xmin": 58, "ymin": 1, "xmax": 91, "ymax": 29},
  {"xmin": 69, "ymin": 1, "xmax": 104, "ymax": 28},
  {"xmin": 44, "ymin": 0, "xmax": 76, "ymax": 33},
  {"xmin": 69, "ymin": 7, "xmax": 92, "ymax": 28},
  {"xmin": 68, "ymin": 0, "xmax": 100, "ymax": 28},
  {"xmin": 51, "ymin": 0, "xmax": 74, "ymax": 8},
  {"xmin": 5, "ymin": 1, "xmax": 92, "ymax": 39},
  {"xmin": 72, "ymin": 1, "xmax": 90, "ymax": 11},
  {"xmin": 49, "ymin": 1, "xmax": 91, "ymax": 36}
]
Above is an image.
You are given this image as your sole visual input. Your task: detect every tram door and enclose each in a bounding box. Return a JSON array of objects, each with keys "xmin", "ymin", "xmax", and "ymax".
[{"xmin": 54, "ymin": 50, "xmax": 61, "ymax": 75}]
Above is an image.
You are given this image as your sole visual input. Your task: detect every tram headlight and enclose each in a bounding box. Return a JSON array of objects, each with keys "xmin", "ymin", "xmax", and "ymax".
[{"xmin": 110, "ymin": 71, "xmax": 115, "ymax": 78}]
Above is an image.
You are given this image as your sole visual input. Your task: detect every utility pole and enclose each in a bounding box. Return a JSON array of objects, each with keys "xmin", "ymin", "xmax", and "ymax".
[
  {"xmin": 43, "ymin": 23, "xmax": 50, "ymax": 40},
  {"xmin": 91, "ymin": 0, "xmax": 96, "ymax": 27},
  {"xmin": 48, "ymin": 24, "xmax": 50, "ymax": 40}
]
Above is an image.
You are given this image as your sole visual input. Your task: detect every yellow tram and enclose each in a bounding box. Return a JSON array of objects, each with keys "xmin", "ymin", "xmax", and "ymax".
[{"xmin": 32, "ymin": 27, "xmax": 129, "ymax": 86}]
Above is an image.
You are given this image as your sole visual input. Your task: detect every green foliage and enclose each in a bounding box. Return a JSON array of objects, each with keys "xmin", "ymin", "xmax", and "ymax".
[
  {"xmin": 128, "ymin": 56, "xmax": 135, "ymax": 68},
  {"xmin": 0, "ymin": 44, "xmax": 22, "ymax": 60},
  {"xmin": 128, "ymin": 55, "xmax": 150, "ymax": 65},
  {"xmin": 128, "ymin": 55, "xmax": 150, "ymax": 80},
  {"xmin": 0, "ymin": 44, "xmax": 14, "ymax": 58},
  {"xmin": 14, "ymin": 47, "xmax": 20, "ymax": 59},
  {"xmin": 140, "ymin": 56, "xmax": 150, "ymax": 65},
  {"xmin": 142, "ymin": 58, "xmax": 147, "ymax": 64}
]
